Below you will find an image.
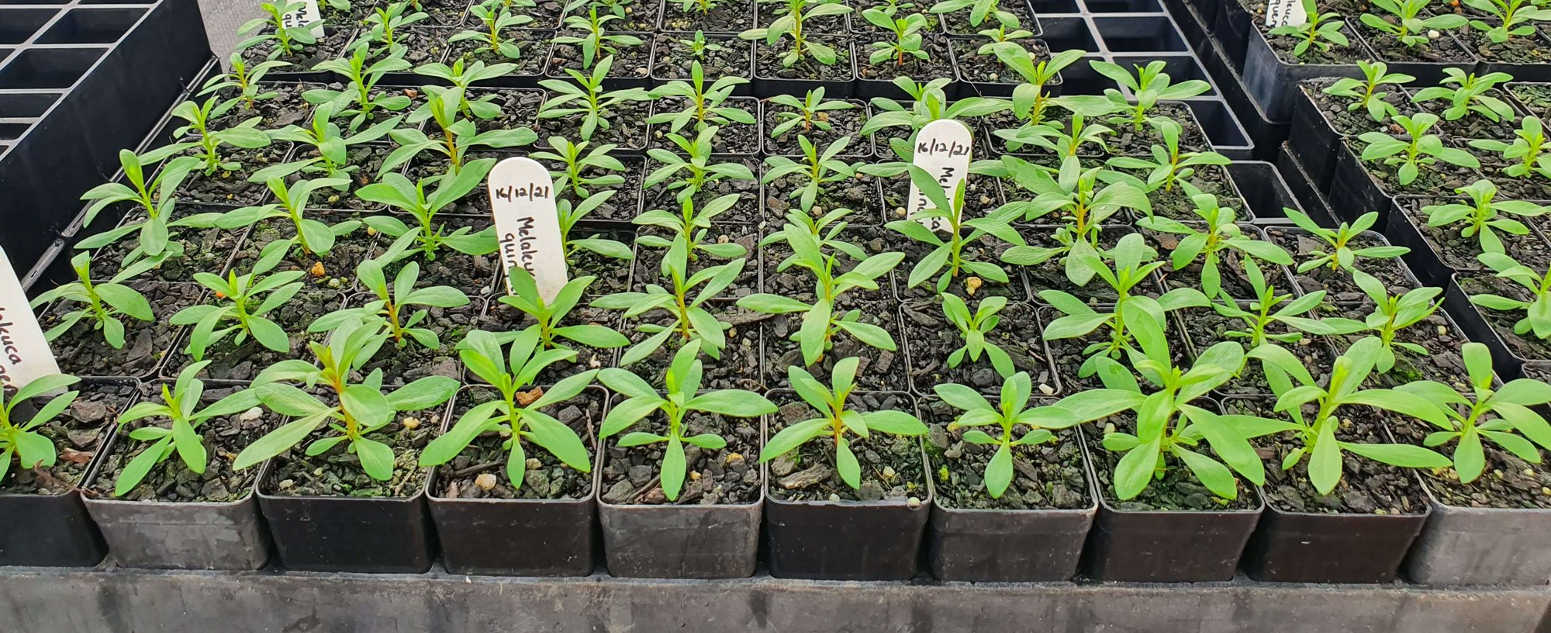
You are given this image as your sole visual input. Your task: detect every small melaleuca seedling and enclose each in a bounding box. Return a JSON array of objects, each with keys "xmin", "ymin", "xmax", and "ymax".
[
  {"xmin": 77, "ymin": 148, "xmax": 200, "ymax": 258},
  {"xmin": 761, "ymin": 135, "xmax": 858, "ymax": 212},
  {"xmin": 1323, "ymin": 61, "xmax": 1414, "ymax": 123},
  {"xmin": 558, "ymin": 190, "xmax": 633, "ymax": 263},
  {"xmin": 1397, "ymin": 342, "xmax": 1551, "ymax": 483},
  {"xmin": 934, "ymin": 372, "xmax": 1074, "ymax": 497},
  {"xmin": 109, "ymin": 361, "xmax": 260, "ymax": 496},
  {"xmin": 1320, "ymin": 271, "xmax": 1444, "ymax": 373},
  {"xmin": 598, "ymin": 341, "xmax": 775, "ymax": 500},
  {"xmin": 234, "ymin": 315, "xmax": 460, "ymax": 481},
  {"xmin": 0, "ymin": 374, "xmax": 81, "ymax": 485},
  {"xmin": 383, "ymin": 85, "xmax": 538, "ymax": 174},
  {"xmin": 643, "ymin": 126, "xmax": 757, "ymax": 205},
  {"xmin": 1469, "ymin": 251, "xmax": 1551, "ymax": 340},
  {"xmin": 1470, "ymin": 116, "xmax": 1551, "ymax": 181},
  {"xmin": 1283, "ymin": 207, "xmax": 1409, "ymax": 273},
  {"xmin": 997, "ymin": 155, "xmax": 1150, "ymax": 286},
  {"xmin": 1423, "ymin": 179, "xmax": 1548, "ymax": 255},
  {"xmin": 419, "ymin": 329, "xmax": 599, "ymax": 489},
  {"xmin": 204, "ymin": 177, "xmax": 360, "ymax": 259},
  {"xmin": 199, "ymin": 52, "xmax": 289, "ymax": 112},
  {"xmin": 170, "ymin": 95, "xmax": 273, "ymax": 176},
  {"xmin": 250, "ymin": 101, "xmax": 401, "ymax": 185},
  {"xmin": 1136, "ymin": 192, "xmax": 1293, "ymax": 298},
  {"xmin": 634, "ymin": 192, "xmax": 750, "ymax": 261},
  {"xmin": 1412, "ymin": 68, "xmax": 1516, "ymax": 123},
  {"xmin": 312, "ymin": 257, "xmax": 470, "ymax": 350},
  {"xmin": 452, "ymin": 0, "xmax": 535, "ymax": 62},
  {"xmin": 1267, "ymin": 0, "xmax": 1349, "ymax": 57},
  {"xmin": 941, "ymin": 293, "xmax": 1015, "ymax": 378},
  {"xmin": 1105, "ymin": 118, "xmax": 1231, "ymax": 194},
  {"xmin": 591, "ymin": 242, "xmax": 744, "ymax": 364},
  {"xmin": 305, "ymin": 42, "xmax": 413, "ymax": 131},
  {"xmin": 766, "ymin": 87, "xmax": 856, "ymax": 139},
  {"xmin": 32, "ymin": 251, "xmax": 160, "ymax": 350},
  {"xmin": 738, "ymin": 0, "xmax": 851, "ymax": 67},
  {"xmin": 239, "ymin": 1, "xmax": 320, "ymax": 59},
  {"xmin": 359, "ymin": 159, "xmax": 500, "ymax": 261},
  {"xmin": 496, "ymin": 267, "xmax": 629, "ymax": 353},
  {"xmin": 646, "ymin": 62, "xmax": 755, "ymax": 135},
  {"xmin": 537, "ymin": 56, "xmax": 650, "ymax": 142},
  {"xmin": 886, "ymin": 166, "xmax": 1023, "ymax": 293},
  {"xmin": 760, "ymin": 358, "xmax": 928, "ymax": 490},
  {"xmin": 1357, "ymin": 112, "xmax": 1481, "ymax": 186},
  {"xmin": 533, "ymin": 137, "xmax": 628, "ymax": 199},
  {"xmin": 170, "ymin": 250, "xmax": 304, "ymax": 360}
]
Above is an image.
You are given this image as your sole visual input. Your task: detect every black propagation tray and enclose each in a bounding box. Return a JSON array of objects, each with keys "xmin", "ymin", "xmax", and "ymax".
[{"xmin": 0, "ymin": 0, "xmax": 212, "ymax": 281}]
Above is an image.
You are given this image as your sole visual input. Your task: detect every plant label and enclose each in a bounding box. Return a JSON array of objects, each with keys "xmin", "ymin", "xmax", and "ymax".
[
  {"xmin": 1264, "ymin": 0, "xmax": 1307, "ymax": 27},
  {"xmin": 907, "ymin": 119, "xmax": 973, "ymax": 232},
  {"xmin": 488, "ymin": 157, "xmax": 567, "ymax": 302},
  {"xmin": 281, "ymin": 0, "xmax": 326, "ymax": 37},
  {"xmin": 0, "ymin": 246, "xmax": 60, "ymax": 389}
]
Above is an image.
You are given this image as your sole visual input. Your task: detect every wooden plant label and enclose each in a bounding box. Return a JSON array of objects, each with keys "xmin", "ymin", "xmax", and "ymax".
[
  {"xmin": 281, "ymin": 0, "xmax": 326, "ymax": 37},
  {"xmin": 1263, "ymin": 0, "xmax": 1307, "ymax": 28},
  {"xmin": 0, "ymin": 246, "xmax": 60, "ymax": 389},
  {"xmin": 907, "ymin": 119, "xmax": 974, "ymax": 232},
  {"xmin": 487, "ymin": 157, "xmax": 567, "ymax": 302}
]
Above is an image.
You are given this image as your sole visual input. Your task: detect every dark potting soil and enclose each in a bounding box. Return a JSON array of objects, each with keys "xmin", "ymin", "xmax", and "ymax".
[
  {"xmin": 228, "ymin": 216, "xmax": 374, "ymax": 291},
  {"xmin": 1356, "ymin": 22, "xmax": 1472, "ymax": 63},
  {"xmin": 599, "ymin": 404, "xmax": 761, "ymax": 505},
  {"xmin": 1411, "ymin": 93, "xmax": 1522, "ymax": 149},
  {"xmin": 1103, "ymin": 103, "xmax": 1210, "ymax": 157},
  {"xmin": 542, "ymin": 107, "xmax": 651, "ymax": 152},
  {"xmin": 1401, "ymin": 199, "xmax": 1551, "ymax": 274},
  {"xmin": 432, "ymin": 386, "xmax": 602, "ymax": 500},
  {"xmin": 1146, "ymin": 228, "xmax": 1297, "ymax": 302},
  {"xmin": 545, "ymin": 38, "xmax": 654, "ymax": 80},
  {"xmin": 165, "ymin": 288, "xmax": 346, "ymax": 382},
  {"xmin": 1264, "ymin": 21, "xmax": 1371, "ymax": 65},
  {"xmin": 1385, "ymin": 410, "xmax": 1551, "ymax": 509},
  {"xmin": 1264, "ymin": 226, "xmax": 1419, "ymax": 307},
  {"xmin": 41, "ymin": 281, "xmax": 201, "ymax": 379},
  {"xmin": 646, "ymin": 97, "xmax": 761, "ymax": 155},
  {"xmin": 659, "ymin": 3, "xmax": 758, "ymax": 32},
  {"xmin": 564, "ymin": 1, "xmax": 661, "ymax": 31},
  {"xmin": 855, "ymin": 37, "xmax": 954, "ymax": 82},
  {"xmin": 1456, "ymin": 22, "xmax": 1551, "ymax": 63},
  {"xmin": 651, "ymin": 33, "xmax": 753, "ymax": 80},
  {"xmin": 476, "ymin": 300, "xmax": 620, "ymax": 386},
  {"xmin": 1228, "ymin": 399, "xmax": 1426, "ymax": 515},
  {"xmin": 446, "ymin": 29, "xmax": 553, "ymax": 76},
  {"xmin": 92, "ymin": 223, "xmax": 243, "ymax": 285},
  {"xmin": 179, "ymin": 145, "xmax": 290, "ymax": 206},
  {"xmin": 374, "ymin": 28, "xmax": 456, "ymax": 67},
  {"xmin": 1045, "ymin": 315, "xmax": 1195, "ymax": 393},
  {"xmin": 761, "ymin": 170, "xmax": 882, "ymax": 225},
  {"xmin": 888, "ymin": 233, "xmax": 1028, "ymax": 302},
  {"xmin": 466, "ymin": 88, "xmax": 546, "ymax": 132},
  {"xmin": 1303, "ymin": 78, "xmax": 1412, "ymax": 139},
  {"xmin": 622, "ymin": 310, "xmax": 765, "ymax": 391},
  {"xmin": 1333, "ymin": 314, "xmax": 1472, "ymax": 390},
  {"xmin": 919, "ymin": 397, "xmax": 1089, "ymax": 511},
  {"xmin": 949, "ymin": 38, "xmax": 1045, "ymax": 84},
  {"xmin": 1177, "ymin": 306, "xmax": 1336, "ymax": 396},
  {"xmin": 0, "ymin": 381, "xmax": 137, "ymax": 495},
  {"xmin": 286, "ymin": 144, "xmax": 394, "ymax": 210},
  {"xmin": 207, "ymin": 82, "xmax": 315, "ymax": 131},
  {"xmin": 761, "ymin": 300, "xmax": 904, "ymax": 391},
  {"xmin": 762, "ymin": 99, "xmax": 873, "ymax": 157},
  {"xmin": 354, "ymin": 298, "xmax": 477, "ymax": 387},
  {"xmin": 1508, "ymin": 83, "xmax": 1551, "ymax": 119},
  {"xmin": 86, "ymin": 384, "xmax": 274, "ymax": 503},
  {"xmin": 630, "ymin": 227, "xmax": 759, "ymax": 297},
  {"xmin": 375, "ymin": 214, "xmax": 501, "ymax": 298},
  {"xmin": 1021, "ymin": 227, "xmax": 1160, "ymax": 304},
  {"xmin": 878, "ymin": 172, "xmax": 1002, "ymax": 225},
  {"xmin": 939, "ymin": 3, "xmax": 1033, "ymax": 36},
  {"xmin": 412, "ymin": 0, "xmax": 472, "ymax": 27},
  {"xmin": 765, "ymin": 390, "xmax": 929, "ymax": 503},
  {"xmin": 1089, "ymin": 412, "xmax": 1258, "ymax": 511},
  {"xmin": 466, "ymin": 1, "xmax": 566, "ymax": 27},
  {"xmin": 758, "ymin": 224, "xmax": 897, "ymax": 303},
  {"xmin": 262, "ymin": 406, "xmax": 447, "ymax": 498},
  {"xmin": 754, "ymin": 37, "xmax": 855, "ymax": 82},
  {"xmin": 1457, "ymin": 274, "xmax": 1551, "ymax": 361},
  {"xmin": 900, "ymin": 300, "xmax": 1057, "ymax": 397},
  {"xmin": 1123, "ymin": 165, "xmax": 1248, "ymax": 221},
  {"xmin": 562, "ymin": 229, "xmax": 636, "ymax": 300},
  {"xmin": 546, "ymin": 156, "xmax": 646, "ymax": 223}
]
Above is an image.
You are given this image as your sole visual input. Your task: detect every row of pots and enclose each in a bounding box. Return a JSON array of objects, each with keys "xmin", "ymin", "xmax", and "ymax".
[{"xmin": 3, "ymin": 379, "xmax": 1541, "ymax": 585}]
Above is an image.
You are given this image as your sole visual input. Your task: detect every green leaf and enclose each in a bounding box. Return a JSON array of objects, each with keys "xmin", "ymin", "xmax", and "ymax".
[
  {"xmin": 760, "ymin": 418, "xmax": 828, "ymax": 462},
  {"xmin": 355, "ymin": 437, "xmax": 396, "ymax": 481},
  {"xmin": 662, "ymin": 435, "xmax": 686, "ymax": 501},
  {"xmin": 836, "ymin": 436, "xmax": 861, "ymax": 490},
  {"xmin": 985, "ymin": 443, "xmax": 1013, "ymax": 498}
]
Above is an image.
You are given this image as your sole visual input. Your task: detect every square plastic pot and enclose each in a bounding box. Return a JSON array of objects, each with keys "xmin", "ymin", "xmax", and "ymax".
[
  {"xmin": 1286, "ymin": 82, "xmax": 1344, "ymax": 195},
  {"xmin": 1327, "ymin": 139, "xmax": 1397, "ymax": 225},
  {"xmin": 1444, "ymin": 273, "xmax": 1539, "ymax": 380},
  {"xmin": 81, "ymin": 419, "xmax": 270, "ymax": 570},
  {"xmin": 1242, "ymin": 499, "xmax": 1429, "ymax": 583},
  {"xmin": 598, "ymin": 492, "xmax": 762, "ymax": 579},
  {"xmin": 1241, "ymin": 28, "xmax": 1369, "ymax": 123},
  {"xmin": 1078, "ymin": 427, "xmax": 1262, "ymax": 582},
  {"xmin": 750, "ymin": 39, "xmax": 857, "ymax": 99},
  {"xmin": 764, "ymin": 415, "xmax": 932, "ymax": 580},
  {"xmin": 1402, "ymin": 465, "xmax": 1551, "ymax": 585},
  {"xmin": 0, "ymin": 488, "xmax": 105, "ymax": 567},
  {"xmin": 255, "ymin": 460, "xmax": 436, "ymax": 573}
]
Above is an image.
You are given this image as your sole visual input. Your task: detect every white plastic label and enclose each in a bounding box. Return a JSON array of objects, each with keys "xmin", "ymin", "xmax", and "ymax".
[
  {"xmin": 488, "ymin": 157, "xmax": 567, "ymax": 303},
  {"xmin": 1264, "ymin": 0, "xmax": 1307, "ymax": 28},
  {"xmin": 281, "ymin": 0, "xmax": 325, "ymax": 37},
  {"xmin": 907, "ymin": 119, "xmax": 974, "ymax": 232},
  {"xmin": 0, "ymin": 246, "xmax": 60, "ymax": 389}
]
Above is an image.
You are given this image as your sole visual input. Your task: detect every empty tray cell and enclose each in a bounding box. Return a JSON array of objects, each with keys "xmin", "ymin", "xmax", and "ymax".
[
  {"xmin": 0, "ymin": 9, "xmax": 57, "ymax": 44},
  {"xmin": 1110, "ymin": 54, "xmax": 1216, "ymax": 96},
  {"xmin": 36, "ymin": 7, "xmax": 143, "ymax": 44},
  {"xmin": 1028, "ymin": 0, "xmax": 1080, "ymax": 12},
  {"xmin": 0, "ymin": 92, "xmax": 59, "ymax": 118},
  {"xmin": 1082, "ymin": 0, "xmax": 1162, "ymax": 11},
  {"xmin": 0, "ymin": 48, "xmax": 103, "ymax": 89},
  {"xmin": 0, "ymin": 47, "xmax": 10, "ymax": 64},
  {"xmin": 1185, "ymin": 100, "xmax": 1250, "ymax": 151},
  {"xmin": 1038, "ymin": 16, "xmax": 1098, "ymax": 51},
  {"xmin": 0, "ymin": 120, "xmax": 31, "ymax": 141},
  {"xmin": 1094, "ymin": 15, "xmax": 1186, "ymax": 51},
  {"xmin": 1055, "ymin": 54, "xmax": 1114, "ymax": 95}
]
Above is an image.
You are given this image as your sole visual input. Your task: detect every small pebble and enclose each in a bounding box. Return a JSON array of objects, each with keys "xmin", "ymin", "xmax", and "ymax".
[
  {"xmin": 239, "ymin": 407, "xmax": 263, "ymax": 422},
  {"xmin": 475, "ymin": 473, "xmax": 498, "ymax": 491},
  {"xmin": 907, "ymin": 496, "xmax": 922, "ymax": 509}
]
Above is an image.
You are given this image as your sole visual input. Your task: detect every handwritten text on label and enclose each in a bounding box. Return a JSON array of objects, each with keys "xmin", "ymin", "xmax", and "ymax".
[
  {"xmin": 488, "ymin": 157, "xmax": 568, "ymax": 302},
  {"xmin": 0, "ymin": 246, "xmax": 60, "ymax": 388},
  {"xmin": 907, "ymin": 119, "xmax": 975, "ymax": 232}
]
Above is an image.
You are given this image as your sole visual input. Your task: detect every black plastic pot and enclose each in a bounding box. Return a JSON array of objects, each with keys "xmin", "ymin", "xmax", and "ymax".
[
  {"xmin": 81, "ymin": 418, "xmax": 271, "ymax": 570},
  {"xmin": 1228, "ymin": 160, "xmax": 1300, "ymax": 222},
  {"xmin": 424, "ymin": 388, "xmax": 599, "ymax": 577},
  {"xmin": 1273, "ymin": 141, "xmax": 1340, "ymax": 226},
  {"xmin": 1404, "ymin": 496, "xmax": 1551, "ymax": 586},
  {"xmin": 649, "ymin": 31, "xmax": 755, "ymax": 96},
  {"xmin": 1474, "ymin": 30, "xmax": 1551, "ymax": 82},
  {"xmin": 1243, "ymin": 499, "xmax": 1428, "ymax": 582},
  {"xmin": 1383, "ymin": 197, "xmax": 1458, "ymax": 287},
  {"xmin": 254, "ymin": 459, "xmax": 436, "ymax": 573},
  {"xmin": 1078, "ymin": 426, "xmax": 1262, "ymax": 582},
  {"xmin": 924, "ymin": 426, "xmax": 1097, "ymax": 582},
  {"xmin": 1327, "ymin": 138, "xmax": 1396, "ymax": 225},
  {"xmin": 0, "ymin": 487, "xmax": 105, "ymax": 567},
  {"xmin": 598, "ymin": 491, "xmax": 762, "ymax": 578},
  {"xmin": 1184, "ymin": 99, "xmax": 1256, "ymax": 161},
  {"xmin": 1286, "ymin": 82, "xmax": 1345, "ymax": 195},
  {"xmin": 1240, "ymin": 27, "xmax": 1370, "ymax": 123},
  {"xmin": 751, "ymin": 39, "xmax": 857, "ymax": 99},
  {"xmin": 763, "ymin": 396, "xmax": 933, "ymax": 580},
  {"xmin": 543, "ymin": 33, "xmax": 657, "ymax": 91},
  {"xmin": 1444, "ymin": 272, "xmax": 1538, "ymax": 380},
  {"xmin": 1177, "ymin": 0, "xmax": 1287, "ymax": 162}
]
